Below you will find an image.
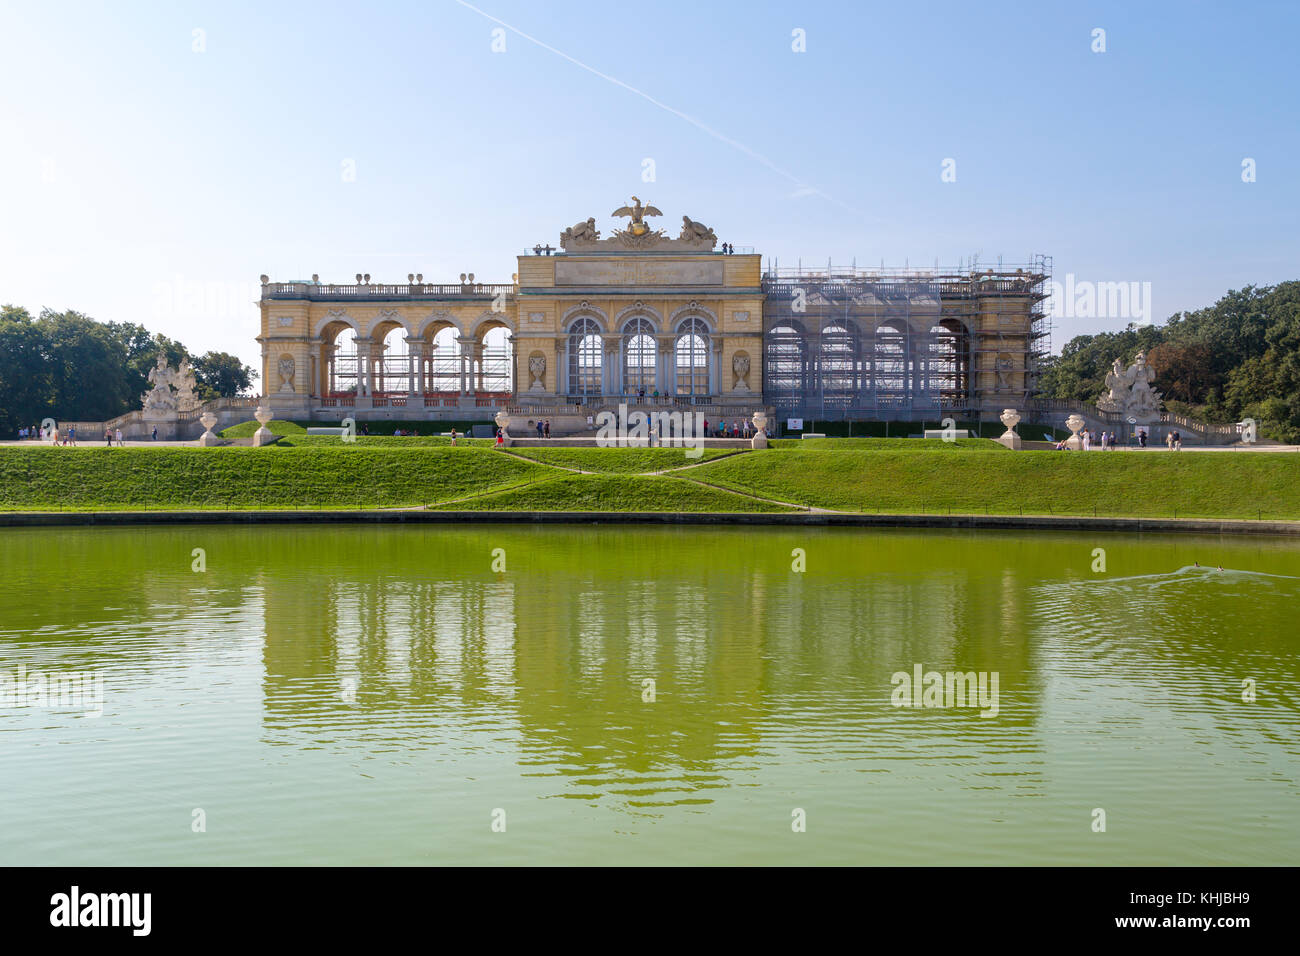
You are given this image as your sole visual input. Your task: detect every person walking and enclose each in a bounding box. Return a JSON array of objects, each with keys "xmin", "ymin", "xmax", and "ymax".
[
  {"xmin": 105, "ymin": 427, "xmax": 112, "ymax": 445},
  {"xmin": 1138, "ymin": 429, "xmax": 1147, "ymax": 448},
  {"xmin": 450, "ymin": 427, "xmax": 458, "ymax": 446},
  {"xmin": 536, "ymin": 420, "xmax": 544, "ymax": 438},
  {"xmin": 543, "ymin": 419, "xmax": 551, "ymax": 439},
  {"xmin": 495, "ymin": 427, "xmax": 504, "ymax": 448},
  {"xmin": 1082, "ymin": 429, "xmax": 1091, "ymax": 452},
  {"xmin": 1173, "ymin": 430, "xmax": 1182, "ymax": 450},
  {"xmin": 68, "ymin": 426, "xmax": 77, "ymax": 446},
  {"xmin": 1165, "ymin": 431, "xmax": 1175, "ymax": 450},
  {"xmin": 115, "ymin": 427, "xmax": 124, "ymax": 447},
  {"xmin": 151, "ymin": 425, "xmax": 158, "ymax": 441}
]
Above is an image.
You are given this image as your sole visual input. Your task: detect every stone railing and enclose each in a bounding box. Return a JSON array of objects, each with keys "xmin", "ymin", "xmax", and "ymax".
[
  {"xmin": 1030, "ymin": 399, "xmax": 1241, "ymax": 440},
  {"xmin": 506, "ymin": 400, "xmax": 773, "ymax": 419},
  {"xmin": 261, "ymin": 282, "xmax": 516, "ymax": 300}
]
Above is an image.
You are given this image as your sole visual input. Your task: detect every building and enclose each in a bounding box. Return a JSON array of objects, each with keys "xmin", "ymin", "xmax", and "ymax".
[{"xmin": 257, "ymin": 200, "xmax": 1049, "ymax": 429}]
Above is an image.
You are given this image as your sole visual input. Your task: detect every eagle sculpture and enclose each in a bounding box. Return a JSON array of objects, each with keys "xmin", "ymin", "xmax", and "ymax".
[{"xmin": 611, "ymin": 196, "xmax": 663, "ymax": 235}]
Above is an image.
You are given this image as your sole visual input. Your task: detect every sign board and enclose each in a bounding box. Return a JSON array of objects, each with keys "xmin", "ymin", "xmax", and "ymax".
[{"xmin": 787, "ymin": 418, "xmax": 804, "ymax": 430}]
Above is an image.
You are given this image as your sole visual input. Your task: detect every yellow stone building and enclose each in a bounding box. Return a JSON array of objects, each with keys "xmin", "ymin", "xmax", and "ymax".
[{"xmin": 256, "ymin": 201, "xmax": 1049, "ymax": 429}]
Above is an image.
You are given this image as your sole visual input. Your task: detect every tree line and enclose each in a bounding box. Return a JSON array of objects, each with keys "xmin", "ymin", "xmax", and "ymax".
[
  {"xmin": 0, "ymin": 305, "xmax": 256, "ymax": 437},
  {"xmin": 1038, "ymin": 281, "xmax": 1300, "ymax": 442}
]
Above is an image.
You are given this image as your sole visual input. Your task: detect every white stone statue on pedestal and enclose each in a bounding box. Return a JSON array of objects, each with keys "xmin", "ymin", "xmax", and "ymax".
[
  {"xmin": 141, "ymin": 356, "xmax": 178, "ymax": 420},
  {"xmin": 198, "ymin": 412, "xmax": 220, "ymax": 446},
  {"xmin": 751, "ymin": 411, "xmax": 769, "ymax": 449},
  {"xmin": 252, "ymin": 405, "xmax": 275, "ymax": 446},
  {"xmin": 997, "ymin": 408, "xmax": 1022, "ymax": 450},
  {"xmin": 1099, "ymin": 351, "xmax": 1163, "ymax": 424},
  {"xmin": 1064, "ymin": 413, "xmax": 1086, "ymax": 450},
  {"xmin": 174, "ymin": 359, "xmax": 200, "ymax": 411}
]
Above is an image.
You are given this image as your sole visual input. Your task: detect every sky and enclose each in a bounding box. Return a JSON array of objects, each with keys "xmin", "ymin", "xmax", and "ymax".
[{"xmin": 1, "ymin": 0, "xmax": 1297, "ymax": 385}]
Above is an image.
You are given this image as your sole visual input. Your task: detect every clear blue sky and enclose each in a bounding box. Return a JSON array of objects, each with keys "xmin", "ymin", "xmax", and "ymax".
[{"xmin": 2, "ymin": 0, "xmax": 1296, "ymax": 383}]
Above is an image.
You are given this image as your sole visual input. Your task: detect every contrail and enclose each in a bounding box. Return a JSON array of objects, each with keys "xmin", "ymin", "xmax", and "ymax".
[{"xmin": 453, "ymin": 0, "xmax": 856, "ymax": 212}]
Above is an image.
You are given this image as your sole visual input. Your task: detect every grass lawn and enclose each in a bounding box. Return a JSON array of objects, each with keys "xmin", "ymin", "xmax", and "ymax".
[
  {"xmin": 220, "ymin": 419, "xmax": 310, "ymax": 438},
  {"xmin": 433, "ymin": 473, "xmax": 794, "ymax": 512},
  {"xmin": 768, "ymin": 438, "xmax": 1006, "ymax": 451},
  {"xmin": 0, "ymin": 446, "xmax": 543, "ymax": 510},
  {"xmin": 693, "ymin": 448, "xmax": 1300, "ymax": 518},
  {"xmin": 506, "ymin": 447, "xmax": 739, "ymax": 473},
  {"xmin": 3, "ymin": 442, "xmax": 1298, "ymax": 519}
]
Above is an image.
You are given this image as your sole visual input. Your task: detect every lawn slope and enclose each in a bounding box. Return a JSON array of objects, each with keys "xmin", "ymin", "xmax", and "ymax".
[
  {"xmin": 0, "ymin": 446, "xmax": 544, "ymax": 510},
  {"xmin": 694, "ymin": 449, "xmax": 1300, "ymax": 518},
  {"xmin": 432, "ymin": 473, "xmax": 794, "ymax": 512}
]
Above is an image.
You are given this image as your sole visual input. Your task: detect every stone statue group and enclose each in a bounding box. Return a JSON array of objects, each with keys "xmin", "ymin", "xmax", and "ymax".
[
  {"xmin": 141, "ymin": 356, "xmax": 200, "ymax": 415},
  {"xmin": 1098, "ymin": 350, "xmax": 1163, "ymax": 423}
]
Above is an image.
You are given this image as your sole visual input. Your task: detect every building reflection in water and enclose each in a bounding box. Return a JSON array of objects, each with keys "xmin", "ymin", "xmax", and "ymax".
[{"xmin": 255, "ymin": 526, "xmax": 1047, "ymax": 808}]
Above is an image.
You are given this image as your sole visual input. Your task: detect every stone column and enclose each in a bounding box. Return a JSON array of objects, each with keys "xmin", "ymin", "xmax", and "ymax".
[
  {"xmin": 408, "ymin": 339, "xmax": 426, "ymax": 395},
  {"xmin": 656, "ymin": 335, "xmax": 675, "ymax": 397},
  {"xmin": 354, "ymin": 337, "xmax": 373, "ymax": 396},
  {"xmin": 457, "ymin": 336, "xmax": 474, "ymax": 395},
  {"xmin": 709, "ymin": 338, "xmax": 723, "ymax": 396},
  {"xmin": 555, "ymin": 338, "xmax": 567, "ymax": 398},
  {"xmin": 603, "ymin": 335, "xmax": 621, "ymax": 397},
  {"xmin": 473, "ymin": 341, "xmax": 486, "ymax": 391},
  {"xmin": 507, "ymin": 335, "xmax": 519, "ymax": 399}
]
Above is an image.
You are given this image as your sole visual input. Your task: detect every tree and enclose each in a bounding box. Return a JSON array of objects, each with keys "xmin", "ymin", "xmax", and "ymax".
[
  {"xmin": 38, "ymin": 309, "xmax": 133, "ymax": 422},
  {"xmin": 191, "ymin": 351, "xmax": 255, "ymax": 398},
  {"xmin": 0, "ymin": 306, "xmax": 50, "ymax": 436},
  {"xmin": 1144, "ymin": 342, "xmax": 1218, "ymax": 404}
]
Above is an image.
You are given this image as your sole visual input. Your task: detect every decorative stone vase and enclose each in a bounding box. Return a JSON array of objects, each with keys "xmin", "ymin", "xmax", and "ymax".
[
  {"xmin": 997, "ymin": 408, "xmax": 1022, "ymax": 450},
  {"xmin": 751, "ymin": 411, "xmax": 769, "ymax": 450},
  {"xmin": 198, "ymin": 412, "xmax": 221, "ymax": 447},
  {"xmin": 1064, "ymin": 413, "xmax": 1085, "ymax": 450},
  {"xmin": 252, "ymin": 405, "xmax": 275, "ymax": 447}
]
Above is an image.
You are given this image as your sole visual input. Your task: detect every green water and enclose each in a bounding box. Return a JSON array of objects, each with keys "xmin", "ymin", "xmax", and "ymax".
[{"xmin": 1, "ymin": 524, "xmax": 1297, "ymax": 865}]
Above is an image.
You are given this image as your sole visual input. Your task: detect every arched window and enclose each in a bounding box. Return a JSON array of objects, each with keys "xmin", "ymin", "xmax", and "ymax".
[
  {"xmin": 675, "ymin": 317, "xmax": 709, "ymax": 396},
  {"xmin": 622, "ymin": 317, "xmax": 656, "ymax": 395},
  {"xmin": 377, "ymin": 327, "xmax": 408, "ymax": 394},
  {"xmin": 764, "ymin": 324, "xmax": 807, "ymax": 399},
  {"xmin": 478, "ymin": 326, "xmax": 513, "ymax": 394},
  {"xmin": 328, "ymin": 326, "xmax": 359, "ymax": 395},
  {"xmin": 820, "ymin": 323, "xmax": 858, "ymax": 405},
  {"xmin": 568, "ymin": 317, "xmax": 603, "ymax": 396},
  {"xmin": 874, "ymin": 323, "xmax": 908, "ymax": 401},
  {"xmin": 426, "ymin": 326, "xmax": 461, "ymax": 392}
]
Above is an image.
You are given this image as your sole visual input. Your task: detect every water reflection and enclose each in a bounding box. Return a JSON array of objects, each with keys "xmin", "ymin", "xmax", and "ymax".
[{"xmin": 1, "ymin": 525, "xmax": 1297, "ymax": 863}]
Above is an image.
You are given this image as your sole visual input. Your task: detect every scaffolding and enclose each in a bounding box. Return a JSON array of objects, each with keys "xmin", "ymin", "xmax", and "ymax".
[{"xmin": 761, "ymin": 257, "xmax": 1050, "ymax": 423}]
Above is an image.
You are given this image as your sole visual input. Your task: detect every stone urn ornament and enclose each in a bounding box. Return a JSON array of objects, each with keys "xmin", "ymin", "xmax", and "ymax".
[
  {"xmin": 252, "ymin": 405, "xmax": 275, "ymax": 447},
  {"xmin": 1064, "ymin": 413, "xmax": 1085, "ymax": 450},
  {"xmin": 198, "ymin": 411, "xmax": 221, "ymax": 447},
  {"xmin": 751, "ymin": 411, "xmax": 769, "ymax": 450},
  {"xmin": 997, "ymin": 408, "xmax": 1022, "ymax": 450}
]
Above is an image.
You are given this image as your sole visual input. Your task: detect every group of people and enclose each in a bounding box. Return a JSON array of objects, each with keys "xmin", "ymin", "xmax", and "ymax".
[
  {"xmin": 1054, "ymin": 427, "xmax": 1184, "ymax": 450},
  {"xmin": 701, "ymin": 418, "xmax": 753, "ymax": 439},
  {"xmin": 16, "ymin": 424, "xmax": 153, "ymax": 445},
  {"xmin": 1054, "ymin": 428, "xmax": 1120, "ymax": 451},
  {"xmin": 534, "ymin": 419, "xmax": 552, "ymax": 439}
]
